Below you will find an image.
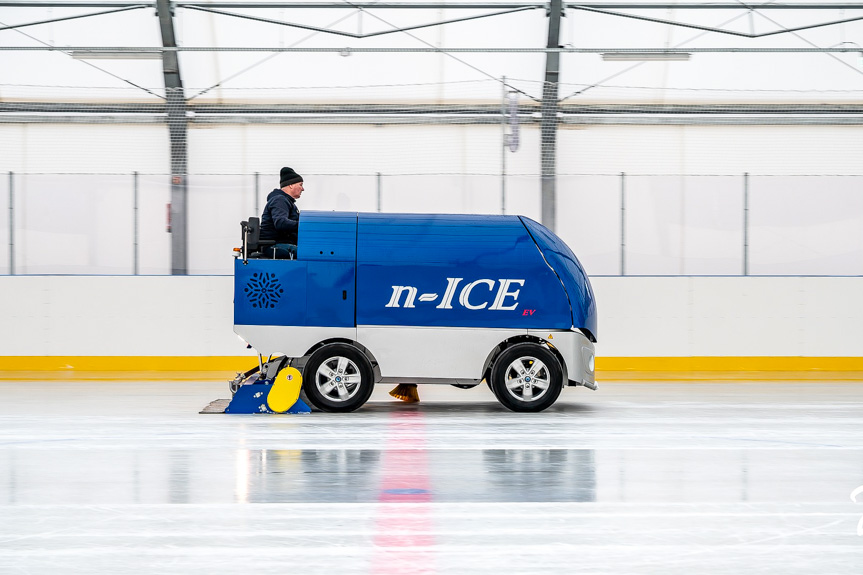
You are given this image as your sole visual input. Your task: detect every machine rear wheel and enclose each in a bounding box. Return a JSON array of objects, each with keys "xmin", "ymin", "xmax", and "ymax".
[
  {"xmin": 302, "ymin": 344, "xmax": 375, "ymax": 413},
  {"xmin": 489, "ymin": 343, "xmax": 563, "ymax": 412}
]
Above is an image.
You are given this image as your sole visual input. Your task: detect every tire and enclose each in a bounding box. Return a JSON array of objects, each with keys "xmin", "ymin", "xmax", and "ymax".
[
  {"xmin": 298, "ymin": 386, "xmax": 319, "ymax": 412},
  {"xmin": 485, "ymin": 377, "xmax": 502, "ymax": 402},
  {"xmin": 489, "ymin": 343, "xmax": 563, "ymax": 413},
  {"xmin": 302, "ymin": 344, "xmax": 375, "ymax": 413}
]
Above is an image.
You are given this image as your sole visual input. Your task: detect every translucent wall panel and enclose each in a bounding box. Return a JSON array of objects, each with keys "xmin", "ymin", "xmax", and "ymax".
[
  {"xmin": 557, "ymin": 175, "xmax": 621, "ymax": 277},
  {"xmin": 380, "ymin": 175, "xmax": 501, "ymax": 215},
  {"xmin": 0, "ymin": 173, "xmax": 8, "ymax": 274},
  {"xmin": 679, "ymin": 176, "xmax": 745, "ymax": 276},
  {"xmin": 15, "ymin": 175, "xmax": 134, "ymax": 274},
  {"xmin": 188, "ymin": 175, "xmax": 258, "ymax": 275},
  {"xmin": 5, "ymin": 172, "xmax": 863, "ymax": 276},
  {"xmin": 188, "ymin": 124, "xmax": 511, "ymax": 178},
  {"xmin": 136, "ymin": 174, "xmax": 171, "ymax": 275},
  {"xmin": 623, "ymin": 175, "xmax": 683, "ymax": 275},
  {"xmin": 624, "ymin": 175, "xmax": 744, "ymax": 276},
  {"xmin": 1, "ymin": 125, "xmax": 170, "ymax": 175},
  {"xmin": 503, "ymin": 175, "xmax": 542, "ymax": 225},
  {"xmin": 297, "ymin": 175, "xmax": 379, "ymax": 214},
  {"xmin": 749, "ymin": 176, "xmax": 863, "ymax": 276}
]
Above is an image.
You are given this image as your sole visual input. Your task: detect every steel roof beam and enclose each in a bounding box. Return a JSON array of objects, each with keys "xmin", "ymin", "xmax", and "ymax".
[
  {"xmin": 0, "ymin": 5, "xmax": 147, "ymax": 31},
  {"xmin": 540, "ymin": 0, "xmax": 562, "ymax": 232},
  {"xmin": 179, "ymin": 2, "xmax": 546, "ymax": 8},
  {"xmin": 0, "ymin": 2, "xmax": 153, "ymax": 6},
  {"xmin": 8, "ymin": 102, "xmax": 863, "ymax": 114},
  {"xmin": 183, "ymin": 4, "xmax": 538, "ymax": 39},
  {"xmin": 7, "ymin": 46, "xmax": 863, "ymax": 53},
  {"xmin": 6, "ymin": 2, "xmax": 863, "ymax": 8},
  {"xmin": 567, "ymin": 2, "xmax": 863, "ymax": 7},
  {"xmin": 573, "ymin": 5, "xmax": 863, "ymax": 38},
  {"xmin": 174, "ymin": 2, "xmax": 863, "ymax": 8},
  {"xmin": 156, "ymin": 0, "xmax": 188, "ymax": 275},
  {"xmin": 5, "ymin": 113, "xmax": 863, "ymax": 126}
]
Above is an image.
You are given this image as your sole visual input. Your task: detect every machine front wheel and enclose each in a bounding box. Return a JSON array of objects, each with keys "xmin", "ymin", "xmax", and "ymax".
[
  {"xmin": 489, "ymin": 343, "xmax": 563, "ymax": 412},
  {"xmin": 302, "ymin": 344, "xmax": 375, "ymax": 412}
]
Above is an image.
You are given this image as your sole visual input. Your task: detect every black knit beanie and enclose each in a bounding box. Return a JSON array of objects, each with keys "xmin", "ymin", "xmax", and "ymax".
[{"xmin": 280, "ymin": 167, "xmax": 303, "ymax": 187}]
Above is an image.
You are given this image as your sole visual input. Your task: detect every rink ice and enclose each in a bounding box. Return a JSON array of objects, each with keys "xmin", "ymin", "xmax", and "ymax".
[{"xmin": 1, "ymin": 381, "xmax": 862, "ymax": 574}]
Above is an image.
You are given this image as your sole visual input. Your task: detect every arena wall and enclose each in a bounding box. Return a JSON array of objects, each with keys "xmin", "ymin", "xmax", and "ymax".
[{"xmin": 2, "ymin": 276, "xmax": 861, "ymax": 379}]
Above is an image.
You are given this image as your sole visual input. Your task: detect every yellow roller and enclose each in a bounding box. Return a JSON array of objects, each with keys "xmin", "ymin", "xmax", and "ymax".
[{"xmin": 267, "ymin": 366, "xmax": 303, "ymax": 413}]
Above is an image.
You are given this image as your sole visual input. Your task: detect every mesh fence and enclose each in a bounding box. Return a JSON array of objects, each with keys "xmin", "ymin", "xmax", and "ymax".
[{"xmin": 3, "ymin": 172, "xmax": 863, "ymax": 277}]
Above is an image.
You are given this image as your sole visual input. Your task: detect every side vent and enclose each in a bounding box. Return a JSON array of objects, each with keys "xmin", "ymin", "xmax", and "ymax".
[{"xmin": 244, "ymin": 272, "xmax": 284, "ymax": 309}]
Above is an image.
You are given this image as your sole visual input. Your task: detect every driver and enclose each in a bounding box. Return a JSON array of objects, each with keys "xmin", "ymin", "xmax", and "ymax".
[{"xmin": 260, "ymin": 167, "xmax": 303, "ymax": 259}]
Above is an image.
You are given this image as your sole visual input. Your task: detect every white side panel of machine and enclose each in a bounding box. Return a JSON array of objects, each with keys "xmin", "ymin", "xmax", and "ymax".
[
  {"xmin": 234, "ymin": 325, "xmax": 357, "ymax": 359},
  {"xmin": 357, "ymin": 326, "xmax": 527, "ymax": 380}
]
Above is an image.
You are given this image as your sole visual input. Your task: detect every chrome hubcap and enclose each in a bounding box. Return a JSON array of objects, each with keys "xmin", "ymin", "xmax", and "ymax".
[
  {"xmin": 504, "ymin": 356, "xmax": 550, "ymax": 402},
  {"xmin": 315, "ymin": 356, "xmax": 362, "ymax": 402}
]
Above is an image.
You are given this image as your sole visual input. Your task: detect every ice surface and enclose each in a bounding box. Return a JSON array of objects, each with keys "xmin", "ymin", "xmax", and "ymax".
[{"xmin": 1, "ymin": 381, "xmax": 861, "ymax": 573}]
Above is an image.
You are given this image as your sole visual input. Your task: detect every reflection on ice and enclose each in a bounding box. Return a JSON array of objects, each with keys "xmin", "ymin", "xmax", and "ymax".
[{"xmin": 0, "ymin": 381, "xmax": 862, "ymax": 573}]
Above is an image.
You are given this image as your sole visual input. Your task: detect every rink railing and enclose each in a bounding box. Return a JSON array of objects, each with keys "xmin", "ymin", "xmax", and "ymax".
[{"xmin": 3, "ymin": 172, "xmax": 862, "ymax": 276}]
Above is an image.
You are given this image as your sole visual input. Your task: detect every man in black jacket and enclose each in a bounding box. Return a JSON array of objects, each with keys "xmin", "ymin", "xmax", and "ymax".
[{"xmin": 260, "ymin": 167, "xmax": 303, "ymax": 259}]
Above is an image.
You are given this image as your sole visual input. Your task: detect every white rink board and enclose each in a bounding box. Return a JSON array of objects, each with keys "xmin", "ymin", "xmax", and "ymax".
[{"xmin": 1, "ymin": 276, "xmax": 863, "ymax": 358}]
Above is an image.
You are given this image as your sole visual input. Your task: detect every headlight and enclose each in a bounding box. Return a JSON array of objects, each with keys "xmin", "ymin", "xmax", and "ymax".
[{"xmin": 582, "ymin": 347, "xmax": 595, "ymax": 373}]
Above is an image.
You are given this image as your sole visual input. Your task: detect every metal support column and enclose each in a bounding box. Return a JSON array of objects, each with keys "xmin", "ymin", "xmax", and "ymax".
[
  {"xmin": 8, "ymin": 171, "xmax": 13, "ymax": 276},
  {"xmin": 540, "ymin": 0, "xmax": 563, "ymax": 231},
  {"xmin": 620, "ymin": 172, "xmax": 626, "ymax": 276},
  {"xmin": 376, "ymin": 172, "xmax": 382, "ymax": 212},
  {"xmin": 254, "ymin": 171, "xmax": 260, "ymax": 216},
  {"xmin": 743, "ymin": 172, "xmax": 749, "ymax": 276},
  {"xmin": 133, "ymin": 171, "xmax": 139, "ymax": 275},
  {"xmin": 157, "ymin": 0, "xmax": 188, "ymax": 275},
  {"xmin": 501, "ymin": 76, "xmax": 507, "ymax": 215}
]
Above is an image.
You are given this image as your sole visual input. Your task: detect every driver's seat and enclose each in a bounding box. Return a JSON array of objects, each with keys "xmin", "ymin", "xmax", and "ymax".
[{"xmin": 240, "ymin": 217, "xmax": 275, "ymax": 259}]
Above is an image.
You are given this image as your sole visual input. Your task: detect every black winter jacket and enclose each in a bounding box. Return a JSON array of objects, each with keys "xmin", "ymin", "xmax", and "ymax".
[{"xmin": 260, "ymin": 189, "xmax": 299, "ymax": 245}]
